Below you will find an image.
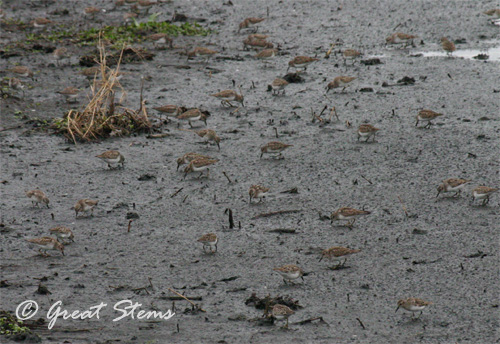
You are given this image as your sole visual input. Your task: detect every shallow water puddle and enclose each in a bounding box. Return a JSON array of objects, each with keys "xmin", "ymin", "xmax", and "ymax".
[{"xmin": 418, "ymin": 46, "xmax": 500, "ymax": 61}]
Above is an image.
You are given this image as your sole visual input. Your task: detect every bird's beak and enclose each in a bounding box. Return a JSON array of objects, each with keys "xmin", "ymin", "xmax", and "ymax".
[
  {"xmin": 176, "ymin": 163, "xmax": 180, "ymax": 171},
  {"xmin": 217, "ymin": 142, "xmax": 220, "ymax": 150},
  {"xmin": 436, "ymin": 191, "xmax": 440, "ymax": 198},
  {"xmin": 318, "ymin": 255, "xmax": 323, "ymax": 262},
  {"xmin": 395, "ymin": 306, "xmax": 400, "ymax": 313}
]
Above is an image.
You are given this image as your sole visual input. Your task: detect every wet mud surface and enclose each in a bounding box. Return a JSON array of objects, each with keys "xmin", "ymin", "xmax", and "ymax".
[{"xmin": 1, "ymin": 0, "xmax": 499, "ymax": 343}]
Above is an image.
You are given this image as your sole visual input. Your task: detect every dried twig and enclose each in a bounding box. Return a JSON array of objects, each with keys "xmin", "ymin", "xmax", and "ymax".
[
  {"xmin": 162, "ymin": 296, "xmax": 203, "ymax": 301},
  {"xmin": 170, "ymin": 188, "xmax": 183, "ymax": 198},
  {"xmin": 168, "ymin": 288, "xmax": 206, "ymax": 312},
  {"xmin": 127, "ymin": 219, "xmax": 133, "ymax": 233},
  {"xmin": 252, "ymin": 209, "xmax": 301, "ymax": 219},
  {"xmin": 360, "ymin": 175, "xmax": 373, "ymax": 184},
  {"xmin": 328, "ymin": 106, "xmax": 339, "ymax": 121},
  {"xmin": 325, "ymin": 43, "xmax": 336, "ymax": 58},
  {"xmin": 268, "ymin": 228, "xmax": 296, "ymax": 234},
  {"xmin": 225, "ymin": 208, "xmax": 235, "ymax": 229},
  {"xmin": 222, "ymin": 171, "xmax": 233, "ymax": 184},
  {"xmin": 356, "ymin": 317, "xmax": 366, "ymax": 330},
  {"xmin": 397, "ymin": 195, "xmax": 409, "ymax": 217},
  {"xmin": 292, "ymin": 317, "xmax": 328, "ymax": 325}
]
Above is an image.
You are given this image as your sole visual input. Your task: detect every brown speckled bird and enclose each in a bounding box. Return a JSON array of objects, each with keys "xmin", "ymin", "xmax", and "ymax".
[
  {"xmin": 249, "ymin": 185, "xmax": 270, "ymax": 203},
  {"xmin": 176, "ymin": 152, "xmax": 212, "ymax": 171},
  {"xmin": 260, "ymin": 141, "xmax": 293, "ymax": 159},
  {"xmin": 271, "ymin": 304, "xmax": 294, "ymax": 328},
  {"xmin": 385, "ymin": 32, "xmax": 417, "ymax": 47},
  {"xmin": 436, "ymin": 178, "xmax": 470, "ymax": 198},
  {"xmin": 26, "ymin": 190, "xmax": 50, "ymax": 208},
  {"xmin": 441, "ymin": 37, "xmax": 456, "ymax": 56},
  {"xmin": 416, "ymin": 109, "xmax": 443, "ymax": 128},
  {"xmin": 211, "ymin": 90, "xmax": 244, "ymax": 107},
  {"xmin": 270, "ymin": 78, "xmax": 289, "ymax": 95},
  {"xmin": 238, "ymin": 17, "xmax": 265, "ymax": 32},
  {"xmin": 357, "ymin": 124, "xmax": 380, "ymax": 142},
  {"xmin": 327, "ymin": 76, "xmax": 356, "ymax": 92},
  {"xmin": 148, "ymin": 33, "xmax": 173, "ymax": 48},
  {"xmin": 192, "ymin": 129, "xmax": 221, "ymax": 150},
  {"xmin": 330, "ymin": 207, "xmax": 371, "ymax": 227},
  {"xmin": 396, "ymin": 298, "xmax": 432, "ymax": 318},
  {"xmin": 187, "ymin": 47, "xmax": 217, "ymax": 62},
  {"xmin": 26, "ymin": 237, "xmax": 64, "ymax": 256},
  {"xmin": 342, "ymin": 49, "xmax": 362, "ymax": 65},
  {"xmin": 96, "ymin": 150, "xmax": 125, "ymax": 169},
  {"xmin": 273, "ymin": 264, "xmax": 304, "ymax": 284},
  {"xmin": 319, "ymin": 247, "xmax": 361, "ymax": 267},
  {"xmin": 49, "ymin": 226, "xmax": 75, "ymax": 243},
  {"xmin": 472, "ymin": 186, "xmax": 498, "ymax": 205},
  {"xmin": 197, "ymin": 233, "xmax": 218, "ymax": 253},
  {"xmin": 74, "ymin": 199, "xmax": 99, "ymax": 217},
  {"xmin": 177, "ymin": 109, "xmax": 208, "ymax": 128},
  {"xmin": 184, "ymin": 158, "xmax": 219, "ymax": 179},
  {"xmin": 287, "ymin": 56, "xmax": 319, "ymax": 72}
]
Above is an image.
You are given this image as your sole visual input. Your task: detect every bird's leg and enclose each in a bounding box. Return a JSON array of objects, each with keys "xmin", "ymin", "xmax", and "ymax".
[
  {"xmin": 197, "ymin": 172, "xmax": 203, "ymax": 179},
  {"xmin": 357, "ymin": 134, "xmax": 360, "ymax": 142},
  {"xmin": 189, "ymin": 121, "xmax": 193, "ymax": 128},
  {"xmin": 415, "ymin": 119, "xmax": 419, "ymax": 127},
  {"xmin": 341, "ymin": 258, "xmax": 347, "ymax": 267},
  {"xmin": 366, "ymin": 136, "xmax": 370, "ymax": 142},
  {"xmin": 206, "ymin": 168, "xmax": 210, "ymax": 178}
]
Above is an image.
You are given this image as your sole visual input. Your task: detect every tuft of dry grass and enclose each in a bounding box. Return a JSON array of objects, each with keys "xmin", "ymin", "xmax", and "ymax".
[{"xmin": 58, "ymin": 38, "xmax": 151, "ymax": 143}]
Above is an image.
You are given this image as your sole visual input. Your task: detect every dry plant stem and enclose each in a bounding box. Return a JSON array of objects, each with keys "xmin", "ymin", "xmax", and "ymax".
[
  {"xmin": 292, "ymin": 317, "xmax": 328, "ymax": 325},
  {"xmin": 225, "ymin": 208, "xmax": 234, "ymax": 229},
  {"xmin": 360, "ymin": 175, "xmax": 373, "ymax": 184},
  {"xmin": 252, "ymin": 209, "xmax": 301, "ymax": 219},
  {"xmin": 168, "ymin": 288, "xmax": 206, "ymax": 312},
  {"xmin": 397, "ymin": 195, "xmax": 409, "ymax": 217},
  {"xmin": 170, "ymin": 188, "xmax": 183, "ymax": 198},
  {"xmin": 325, "ymin": 43, "xmax": 335, "ymax": 58},
  {"xmin": 356, "ymin": 318, "xmax": 366, "ymax": 330},
  {"xmin": 222, "ymin": 171, "xmax": 233, "ymax": 183},
  {"xmin": 127, "ymin": 219, "xmax": 133, "ymax": 232},
  {"xmin": 63, "ymin": 37, "xmax": 151, "ymax": 143}
]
